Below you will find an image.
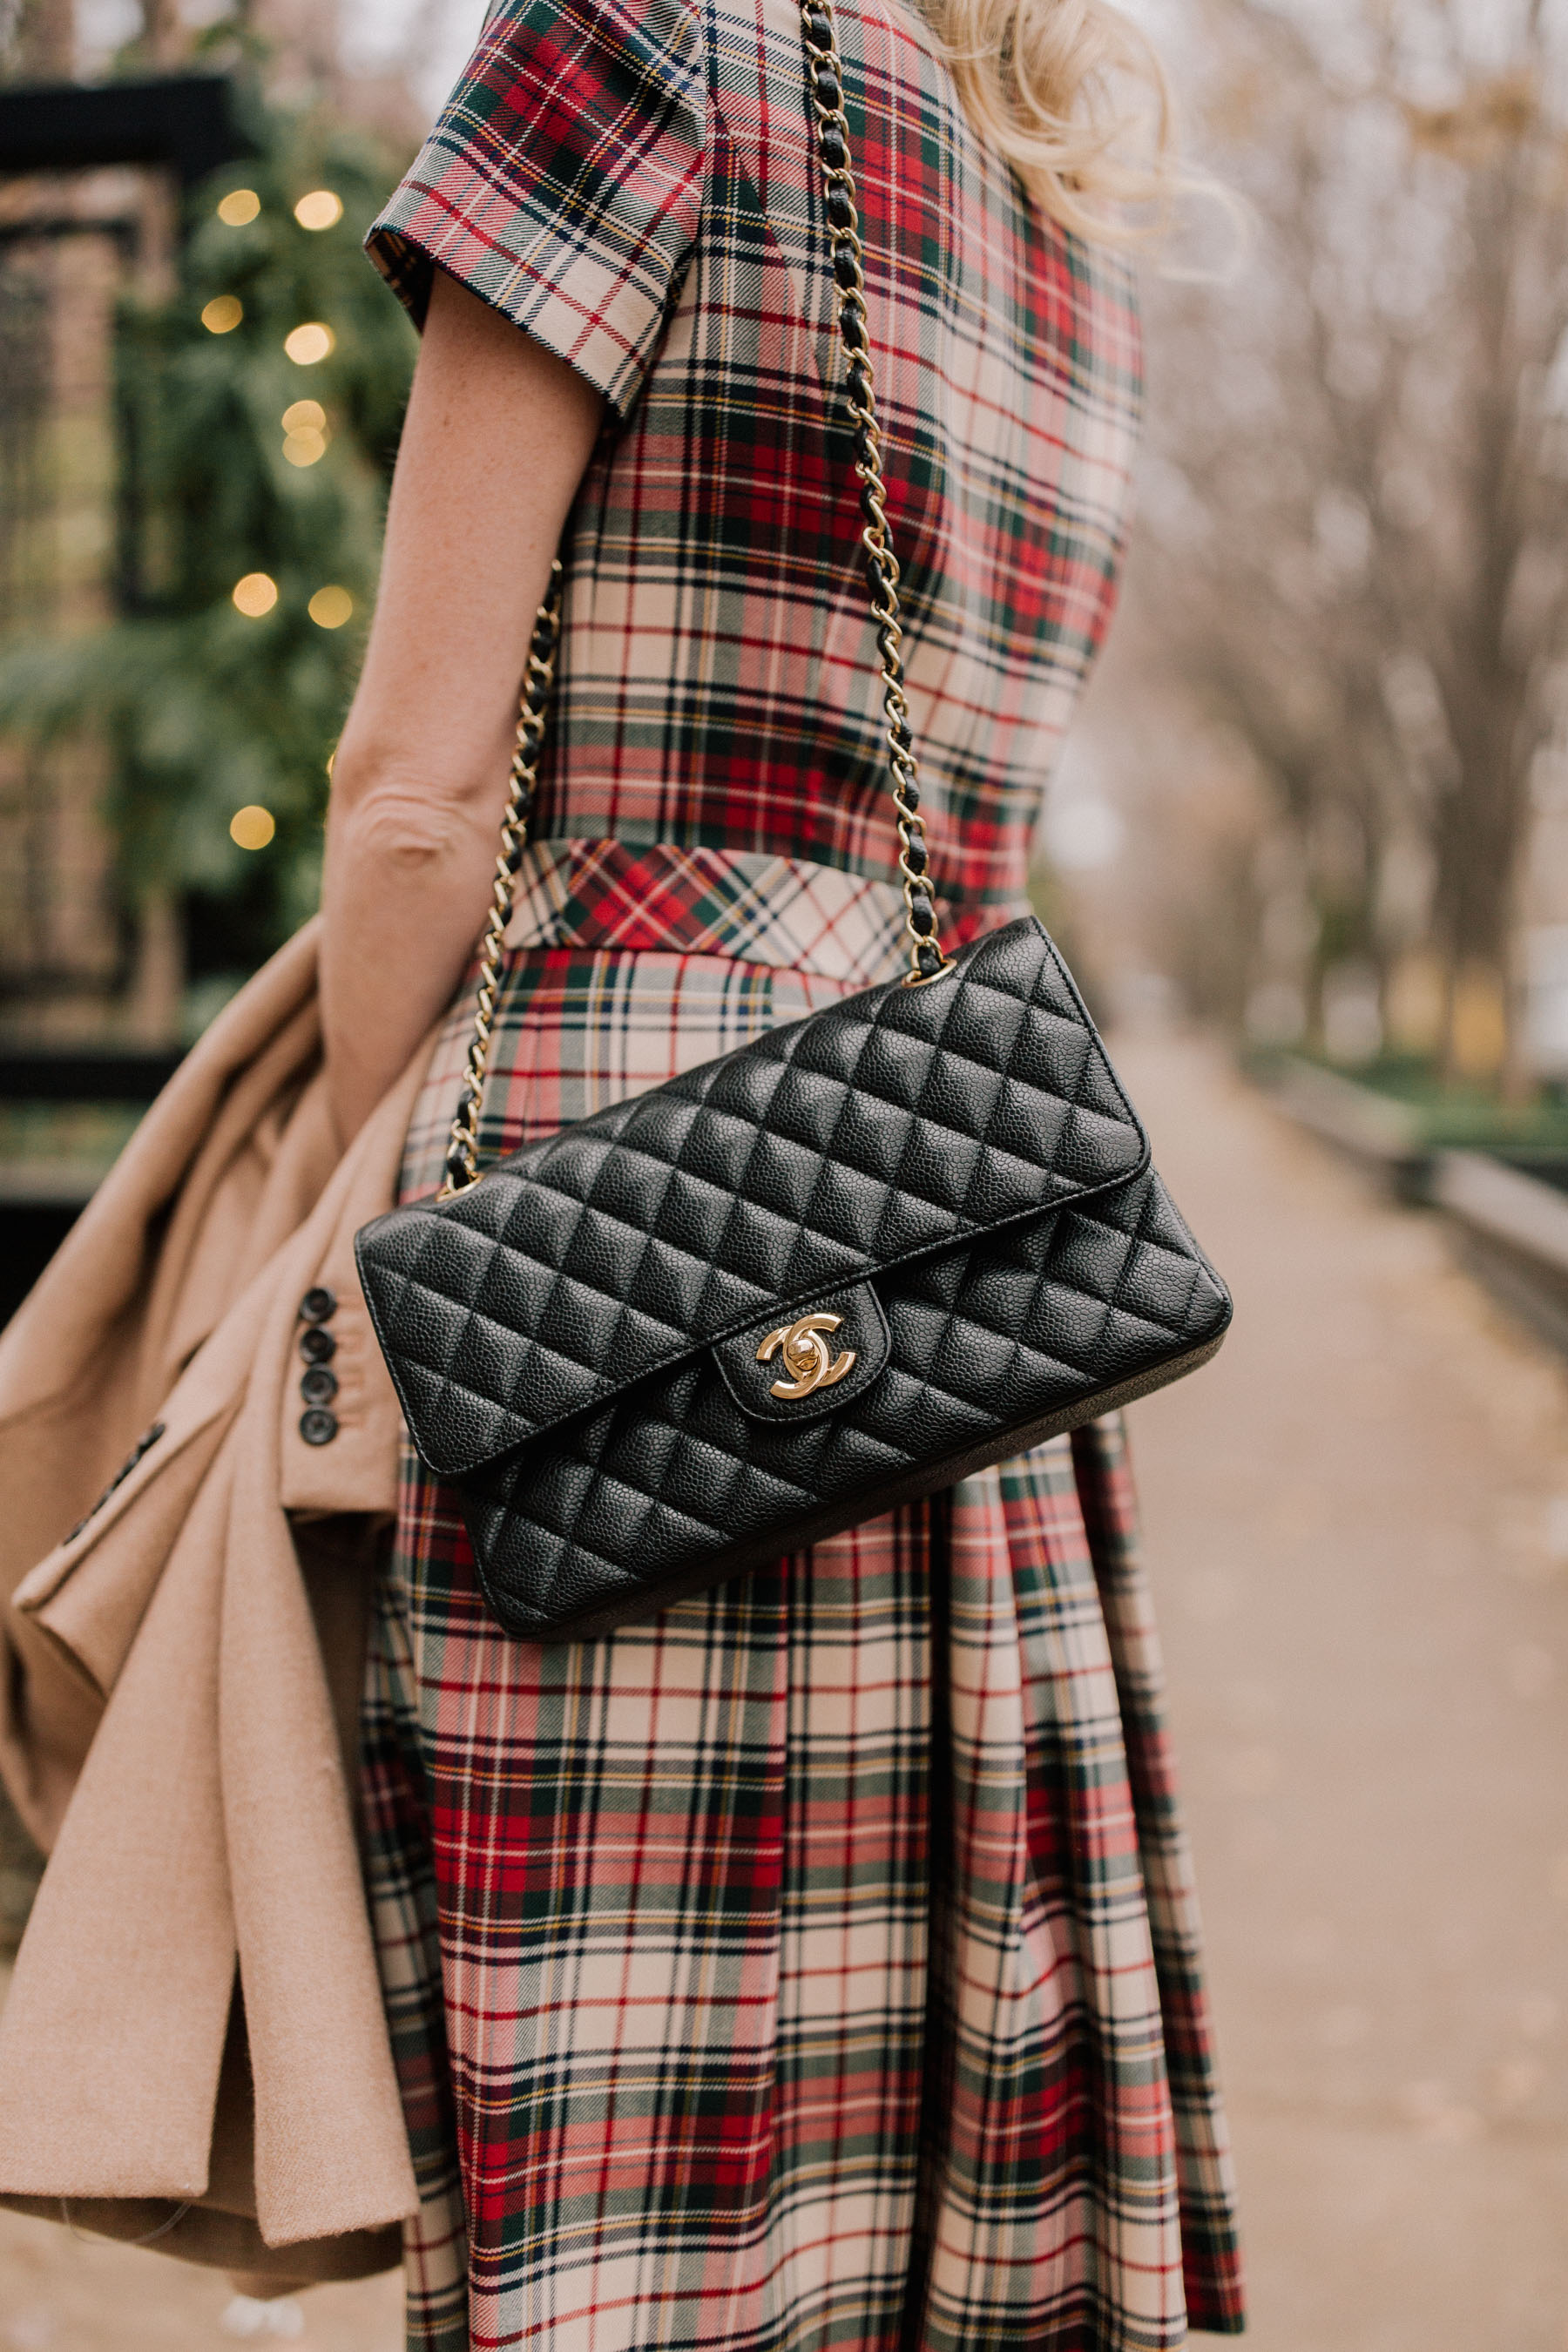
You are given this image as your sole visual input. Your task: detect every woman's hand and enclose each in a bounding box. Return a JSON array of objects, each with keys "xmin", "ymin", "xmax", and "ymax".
[{"xmin": 321, "ymin": 267, "xmax": 603, "ymax": 1144}]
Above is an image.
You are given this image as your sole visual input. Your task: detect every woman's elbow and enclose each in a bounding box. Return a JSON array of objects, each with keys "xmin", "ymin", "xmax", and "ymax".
[{"xmin": 327, "ymin": 770, "xmax": 496, "ymax": 879}]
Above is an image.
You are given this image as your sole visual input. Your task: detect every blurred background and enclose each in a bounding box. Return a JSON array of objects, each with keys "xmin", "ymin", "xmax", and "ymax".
[{"xmin": 3, "ymin": 0, "xmax": 1568, "ymax": 2347}]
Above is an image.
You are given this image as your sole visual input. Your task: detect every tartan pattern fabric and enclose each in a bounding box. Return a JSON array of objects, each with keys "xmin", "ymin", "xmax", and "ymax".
[
  {"xmin": 498, "ymin": 840, "xmax": 977, "ymax": 979},
  {"xmin": 359, "ymin": 875, "xmax": 1244, "ymax": 2349},
  {"xmin": 367, "ymin": 0, "xmax": 1143, "ymax": 921},
  {"xmin": 360, "ymin": 0, "xmax": 1241, "ymax": 2335},
  {"xmin": 361, "ymin": 1584, "xmax": 470, "ymax": 2342}
]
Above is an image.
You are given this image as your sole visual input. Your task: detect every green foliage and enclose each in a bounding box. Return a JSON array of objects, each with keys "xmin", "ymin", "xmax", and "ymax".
[{"xmin": 0, "ymin": 99, "xmax": 417, "ymax": 950}]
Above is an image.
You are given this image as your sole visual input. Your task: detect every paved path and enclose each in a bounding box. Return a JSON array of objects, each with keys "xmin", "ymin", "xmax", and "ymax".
[
  {"xmin": 1120, "ymin": 1035, "xmax": 1568, "ymax": 2352},
  {"xmin": 0, "ymin": 2201, "xmax": 402, "ymax": 2352},
  {"xmin": 3, "ymin": 1037, "xmax": 1567, "ymax": 2349}
]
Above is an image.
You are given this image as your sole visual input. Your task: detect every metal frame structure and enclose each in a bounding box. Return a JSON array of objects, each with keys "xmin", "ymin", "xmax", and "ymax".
[{"xmin": 0, "ymin": 74, "xmax": 254, "ymax": 188}]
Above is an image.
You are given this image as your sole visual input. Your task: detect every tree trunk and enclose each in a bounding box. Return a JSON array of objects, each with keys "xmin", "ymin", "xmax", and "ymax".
[
  {"xmin": 11, "ymin": 0, "xmax": 73, "ymax": 75},
  {"xmin": 125, "ymin": 888, "xmax": 184, "ymax": 1046},
  {"xmin": 1432, "ymin": 666, "xmax": 1529, "ymax": 1082},
  {"xmin": 139, "ymin": 0, "xmax": 183, "ymax": 65}
]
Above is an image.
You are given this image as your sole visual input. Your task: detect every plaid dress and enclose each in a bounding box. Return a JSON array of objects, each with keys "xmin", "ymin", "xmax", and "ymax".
[{"xmin": 362, "ymin": 0, "xmax": 1245, "ymax": 2344}]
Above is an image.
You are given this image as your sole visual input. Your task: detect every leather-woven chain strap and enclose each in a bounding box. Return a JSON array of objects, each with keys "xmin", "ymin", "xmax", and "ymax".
[{"xmin": 437, "ymin": 0, "xmax": 947, "ymax": 1199}]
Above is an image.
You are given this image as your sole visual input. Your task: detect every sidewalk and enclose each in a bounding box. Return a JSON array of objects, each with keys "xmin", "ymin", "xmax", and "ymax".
[
  {"xmin": 0, "ymin": 2195, "xmax": 401, "ymax": 2352},
  {"xmin": 1120, "ymin": 1033, "xmax": 1568, "ymax": 2352},
  {"xmin": 3, "ymin": 1036, "xmax": 1566, "ymax": 2349}
]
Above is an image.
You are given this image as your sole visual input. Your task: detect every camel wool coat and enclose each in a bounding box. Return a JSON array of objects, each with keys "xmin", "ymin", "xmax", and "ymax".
[{"xmin": 0, "ymin": 921, "xmax": 432, "ymax": 2290}]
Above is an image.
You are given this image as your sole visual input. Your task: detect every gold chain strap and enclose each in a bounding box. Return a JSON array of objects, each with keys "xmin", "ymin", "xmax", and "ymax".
[
  {"xmin": 436, "ymin": 2, "xmax": 950, "ymax": 1195},
  {"xmin": 801, "ymin": 0, "xmax": 950, "ymax": 989},
  {"xmin": 436, "ymin": 558, "xmax": 564, "ymax": 1198}
]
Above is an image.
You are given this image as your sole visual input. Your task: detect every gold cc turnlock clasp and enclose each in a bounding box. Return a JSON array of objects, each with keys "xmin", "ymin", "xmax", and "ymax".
[{"xmin": 756, "ymin": 1312, "xmax": 858, "ymax": 1402}]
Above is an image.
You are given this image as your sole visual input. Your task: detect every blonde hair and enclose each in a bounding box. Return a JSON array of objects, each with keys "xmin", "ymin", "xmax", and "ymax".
[{"xmin": 922, "ymin": 0, "xmax": 1177, "ymax": 240}]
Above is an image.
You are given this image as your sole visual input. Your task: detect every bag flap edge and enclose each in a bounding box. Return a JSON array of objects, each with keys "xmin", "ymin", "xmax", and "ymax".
[{"xmin": 356, "ymin": 1135, "xmax": 1150, "ymax": 1480}]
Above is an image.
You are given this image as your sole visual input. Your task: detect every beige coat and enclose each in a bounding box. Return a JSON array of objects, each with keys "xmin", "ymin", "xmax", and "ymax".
[{"xmin": 0, "ymin": 922, "xmax": 434, "ymax": 2290}]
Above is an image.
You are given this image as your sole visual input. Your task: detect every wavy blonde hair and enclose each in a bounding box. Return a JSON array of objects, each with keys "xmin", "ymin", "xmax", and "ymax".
[{"xmin": 922, "ymin": 0, "xmax": 1176, "ymax": 240}]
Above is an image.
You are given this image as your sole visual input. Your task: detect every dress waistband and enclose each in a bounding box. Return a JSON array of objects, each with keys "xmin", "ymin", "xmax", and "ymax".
[{"xmin": 502, "ymin": 841, "xmax": 1023, "ymax": 988}]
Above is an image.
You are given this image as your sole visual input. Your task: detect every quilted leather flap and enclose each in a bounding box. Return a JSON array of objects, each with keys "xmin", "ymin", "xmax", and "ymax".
[{"xmin": 355, "ymin": 917, "xmax": 1149, "ymax": 1478}]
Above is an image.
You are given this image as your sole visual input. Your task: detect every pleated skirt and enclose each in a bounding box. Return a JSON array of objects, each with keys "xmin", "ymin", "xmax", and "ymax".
[{"xmin": 358, "ymin": 844, "xmax": 1245, "ymax": 2352}]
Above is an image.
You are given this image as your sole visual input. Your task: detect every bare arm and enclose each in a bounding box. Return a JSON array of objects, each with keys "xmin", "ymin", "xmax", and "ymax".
[{"xmin": 321, "ymin": 267, "xmax": 603, "ymax": 1142}]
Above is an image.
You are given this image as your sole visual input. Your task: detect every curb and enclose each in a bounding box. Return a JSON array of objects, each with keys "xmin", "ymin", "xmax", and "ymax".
[
  {"xmin": 1262, "ymin": 1059, "xmax": 1433, "ymax": 1201},
  {"xmin": 1256, "ymin": 1058, "xmax": 1568, "ymax": 1359},
  {"xmin": 1428, "ymin": 1150, "xmax": 1568, "ymax": 1359}
]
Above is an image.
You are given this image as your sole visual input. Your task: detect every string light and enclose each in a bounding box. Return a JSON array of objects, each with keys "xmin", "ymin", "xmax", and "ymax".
[
  {"xmin": 308, "ymin": 585, "xmax": 355, "ymax": 629},
  {"xmin": 230, "ymin": 806, "xmax": 276, "ymax": 850},
  {"xmin": 201, "ymin": 295, "xmax": 243, "ymax": 335},
  {"xmin": 283, "ymin": 321, "xmax": 335, "ymax": 366},
  {"xmin": 294, "ymin": 190, "xmax": 343, "ymax": 231},
  {"xmin": 217, "ymin": 189, "xmax": 260, "ymax": 226},
  {"xmin": 279, "ymin": 397, "xmax": 329, "ymax": 467},
  {"xmin": 232, "ymin": 573, "xmax": 278, "ymax": 618}
]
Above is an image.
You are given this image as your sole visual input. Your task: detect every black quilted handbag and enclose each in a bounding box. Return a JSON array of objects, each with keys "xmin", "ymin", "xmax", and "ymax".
[{"xmin": 355, "ymin": 0, "xmax": 1233, "ymax": 1643}]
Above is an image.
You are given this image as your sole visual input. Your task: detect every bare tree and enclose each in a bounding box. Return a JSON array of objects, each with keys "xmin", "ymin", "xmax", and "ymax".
[
  {"xmin": 1132, "ymin": 0, "xmax": 1568, "ymax": 1080},
  {"xmin": 2, "ymin": 0, "xmax": 74, "ymax": 77},
  {"xmin": 139, "ymin": 0, "xmax": 185, "ymax": 65}
]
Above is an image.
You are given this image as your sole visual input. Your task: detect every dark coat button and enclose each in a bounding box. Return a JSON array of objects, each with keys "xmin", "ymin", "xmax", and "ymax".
[
  {"xmin": 299, "ymin": 1326, "xmax": 337, "ymax": 1364},
  {"xmin": 300, "ymin": 1365, "xmax": 339, "ymax": 1406},
  {"xmin": 299, "ymin": 1287, "xmax": 337, "ymax": 1325},
  {"xmin": 299, "ymin": 1408, "xmax": 339, "ymax": 1447}
]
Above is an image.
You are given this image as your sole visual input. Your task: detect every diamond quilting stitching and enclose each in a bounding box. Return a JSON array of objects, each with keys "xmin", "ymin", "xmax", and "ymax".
[
  {"xmin": 475, "ymin": 1187, "xmax": 1210, "ymax": 1492},
  {"xmin": 356, "ymin": 920, "xmax": 1171, "ymax": 1478},
  {"xmin": 475, "ymin": 923, "xmax": 1140, "ymax": 1241},
  {"xmin": 449, "ymin": 1166, "xmax": 1228, "ymax": 1630}
]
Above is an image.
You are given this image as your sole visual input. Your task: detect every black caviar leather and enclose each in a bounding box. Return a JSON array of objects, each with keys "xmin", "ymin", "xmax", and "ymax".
[{"xmin": 355, "ymin": 917, "xmax": 1232, "ymax": 1639}]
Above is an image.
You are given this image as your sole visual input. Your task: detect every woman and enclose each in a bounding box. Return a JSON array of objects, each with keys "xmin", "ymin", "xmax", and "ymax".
[{"xmin": 326, "ymin": 0, "xmax": 1245, "ymax": 2343}]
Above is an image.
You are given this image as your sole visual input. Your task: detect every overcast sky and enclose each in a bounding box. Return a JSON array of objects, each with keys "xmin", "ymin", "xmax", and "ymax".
[
  {"xmin": 340, "ymin": 0, "xmax": 489, "ymax": 119},
  {"xmin": 71, "ymin": 0, "xmax": 1544, "ymax": 127},
  {"xmin": 71, "ymin": 0, "xmax": 489, "ymax": 115}
]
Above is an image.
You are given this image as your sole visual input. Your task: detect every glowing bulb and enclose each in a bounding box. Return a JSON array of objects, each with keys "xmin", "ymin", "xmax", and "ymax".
[
  {"xmin": 308, "ymin": 585, "xmax": 355, "ymax": 630},
  {"xmin": 281, "ymin": 400, "xmax": 325, "ymax": 432},
  {"xmin": 283, "ymin": 431, "xmax": 328, "ymax": 468},
  {"xmin": 201, "ymin": 294, "xmax": 243, "ymax": 335},
  {"xmin": 217, "ymin": 188, "xmax": 260, "ymax": 226},
  {"xmin": 283, "ymin": 321, "xmax": 335, "ymax": 366},
  {"xmin": 294, "ymin": 189, "xmax": 343, "ymax": 231},
  {"xmin": 230, "ymin": 805, "xmax": 276, "ymax": 850},
  {"xmin": 232, "ymin": 572, "xmax": 278, "ymax": 618}
]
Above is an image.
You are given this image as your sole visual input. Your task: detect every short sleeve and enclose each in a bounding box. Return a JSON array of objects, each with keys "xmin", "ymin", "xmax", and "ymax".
[{"xmin": 366, "ymin": 0, "xmax": 706, "ymax": 417}]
